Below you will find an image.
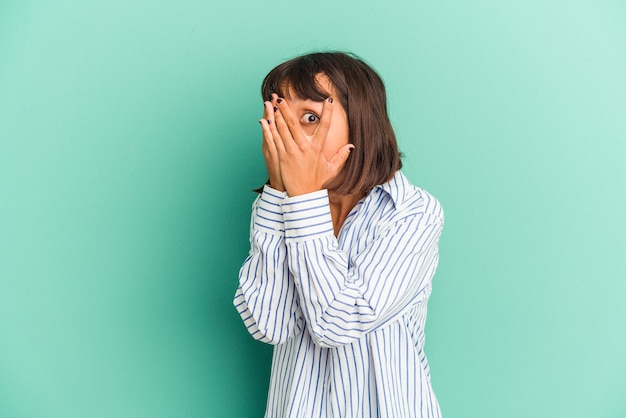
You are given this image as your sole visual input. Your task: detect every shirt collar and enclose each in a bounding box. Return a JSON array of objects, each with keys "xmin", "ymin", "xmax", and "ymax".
[{"xmin": 373, "ymin": 171, "xmax": 413, "ymax": 208}]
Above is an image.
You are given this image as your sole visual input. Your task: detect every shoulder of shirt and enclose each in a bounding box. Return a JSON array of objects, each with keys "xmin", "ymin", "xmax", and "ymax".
[{"xmin": 373, "ymin": 171, "xmax": 444, "ymax": 223}]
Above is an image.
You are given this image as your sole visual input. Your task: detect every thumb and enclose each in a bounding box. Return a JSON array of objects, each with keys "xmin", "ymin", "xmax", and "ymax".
[{"xmin": 327, "ymin": 144, "xmax": 355, "ymax": 171}]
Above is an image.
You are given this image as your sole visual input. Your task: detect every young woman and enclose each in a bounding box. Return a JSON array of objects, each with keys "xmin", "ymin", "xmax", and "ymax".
[{"xmin": 234, "ymin": 52, "xmax": 444, "ymax": 418}]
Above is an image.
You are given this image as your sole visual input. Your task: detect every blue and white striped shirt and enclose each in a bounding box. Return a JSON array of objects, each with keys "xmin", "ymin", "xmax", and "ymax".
[{"xmin": 234, "ymin": 171, "xmax": 444, "ymax": 418}]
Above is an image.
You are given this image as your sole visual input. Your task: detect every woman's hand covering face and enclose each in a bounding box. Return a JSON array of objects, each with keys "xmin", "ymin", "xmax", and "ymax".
[{"xmin": 259, "ymin": 87, "xmax": 353, "ymax": 197}]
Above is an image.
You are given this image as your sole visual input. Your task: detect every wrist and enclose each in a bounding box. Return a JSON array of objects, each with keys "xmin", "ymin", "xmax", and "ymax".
[
  {"xmin": 285, "ymin": 182, "xmax": 325, "ymax": 197},
  {"xmin": 270, "ymin": 181, "xmax": 285, "ymax": 192}
]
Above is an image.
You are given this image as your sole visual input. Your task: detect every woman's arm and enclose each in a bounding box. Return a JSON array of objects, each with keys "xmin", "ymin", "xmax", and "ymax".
[
  {"xmin": 233, "ymin": 186, "xmax": 304, "ymax": 345},
  {"xmin": 282, "ymin": 190, "xmax": 444, "ymax": 348}
]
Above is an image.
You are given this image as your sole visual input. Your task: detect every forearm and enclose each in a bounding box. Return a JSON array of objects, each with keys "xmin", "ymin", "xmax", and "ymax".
[{"xmin": 234, "ymin": 186, "xmax": 303, "ymax": 344}]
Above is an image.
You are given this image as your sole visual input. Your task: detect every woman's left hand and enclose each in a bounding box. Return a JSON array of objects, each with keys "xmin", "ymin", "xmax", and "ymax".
[{"xmin": 269, "ymin": 97, "xmax": 354, "ymax": 197}]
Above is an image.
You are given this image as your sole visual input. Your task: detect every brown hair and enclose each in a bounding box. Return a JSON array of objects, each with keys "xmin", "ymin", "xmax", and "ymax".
[{"xmin": 261, "ymin": 51, "xmax": 402, "ymax": 195}]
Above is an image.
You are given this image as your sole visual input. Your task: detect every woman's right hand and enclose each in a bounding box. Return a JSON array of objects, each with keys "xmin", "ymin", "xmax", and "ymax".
[{"xmin": 260, "ymin": 95, "xmax": 285, "ymax": 192}]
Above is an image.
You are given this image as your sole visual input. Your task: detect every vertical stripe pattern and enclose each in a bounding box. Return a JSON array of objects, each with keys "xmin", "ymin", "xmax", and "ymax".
[{"xmin": 234, "ymin": 171, "xmax": 444, "ymax": 418}]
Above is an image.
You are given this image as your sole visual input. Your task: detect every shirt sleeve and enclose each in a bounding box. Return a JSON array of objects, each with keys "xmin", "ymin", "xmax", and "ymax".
[
  {"xmin": 282, "ymin": 190, "xmax": 444, "ymax": 348},
  {"xmin": 233, "ymin": 185, "xmax": 304, "ymax": 345}
]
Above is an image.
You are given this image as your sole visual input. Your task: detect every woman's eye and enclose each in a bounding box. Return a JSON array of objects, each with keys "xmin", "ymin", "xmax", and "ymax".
[{"xmin": 302, "ymin": 112, "xmax": 320, "ymax": 124}]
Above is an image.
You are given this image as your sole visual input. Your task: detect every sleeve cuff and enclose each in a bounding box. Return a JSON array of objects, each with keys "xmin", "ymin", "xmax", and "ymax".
[
  {"xmin": 282, "ymin": 190, "xmax": 334, "ymax": 241},
  {"xmin": 253, "ymin": 185, "xmax": 287, "ymax": 233}
]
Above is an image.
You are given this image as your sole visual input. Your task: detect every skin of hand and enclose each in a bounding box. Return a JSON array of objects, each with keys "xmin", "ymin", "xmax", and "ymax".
[
  {"xmin": 261, "ymin": 90, "xmax": 354, "ymax": 197},
  {"xmin": 259, "ymin": 99, "xmax": 285, "ymax": 191}
]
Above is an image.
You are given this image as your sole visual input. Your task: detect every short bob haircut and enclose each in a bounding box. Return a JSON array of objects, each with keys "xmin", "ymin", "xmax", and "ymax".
[{"xmin": 261, "ymin": 52, "xmax": 402, "ymax": 195}]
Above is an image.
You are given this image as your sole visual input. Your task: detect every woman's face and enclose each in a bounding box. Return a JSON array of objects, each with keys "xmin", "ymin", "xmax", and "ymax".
[{"xmin": 283, "ymin": 74, "xmax": 349, "ymax": 162}]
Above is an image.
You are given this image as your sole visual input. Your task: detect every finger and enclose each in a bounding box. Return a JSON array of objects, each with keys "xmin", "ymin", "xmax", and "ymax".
[
  {"xmin": 262, "ymin": 99, "xmax": 279, "ymax": 147},
  {"xmin": 262, "ymin": 100, "xmax": 270, "ymax": 120},
  {"xmin": 268, "ymin": 93, "xmax": 280, "ymax": 117},
  {"xmin": 260, "ymin": 98, "xmax": 280, "ymax": 155},
  {"xmin": 273, "ymin": 100, "xmax": 299, "ymax": 154},
  {"xmin": 264, "ymin": 96, "xmax": 281, "ymax": 117},
  {"xmin": 275, "ymin": 98, "xmax": 308, "ymax": 149},
  {"xmin": 260, "ymin": 101, "xmax": 273, "ymax": 139},
  {"xmin": 260, "ymin": 118, "xmax": 285, "ymax": 191},
  {"xmin": 269, "ymin": 96, "xmax": 278, "ymax": 121},
  {"xmin": 327, "ymin": 143, "xmax": 354, "ymax": 172},
  {"xmin": 260, "ymin": 119, "xmax": 276, "ymax": 156},
  {"xmin": 268, "ymin": 112, "xmax": 287, "ymax": 156},
  {"xmin": 312, "ymin": 97, "xmax": 334, "ymax": 148},
  {"xmin": 260, "ymin": 117, "xmax": 273, "ymax": 141}
]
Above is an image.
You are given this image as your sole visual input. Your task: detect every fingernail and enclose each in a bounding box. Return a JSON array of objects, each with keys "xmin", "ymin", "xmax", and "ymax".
[
  {"xmin": 277, "ymin": 98, "xmax": 283, "ymax": 104},
  {"xmin": 273, "ymin": 106, "xmax": 278, "ymax": 112},
  {"xmin": 328, "ymin": 97, "xmax": 334, "ymax": 104},
  {"xmin": 267, "ymin": 119, "xmax": 271, "ymax": 124}
]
